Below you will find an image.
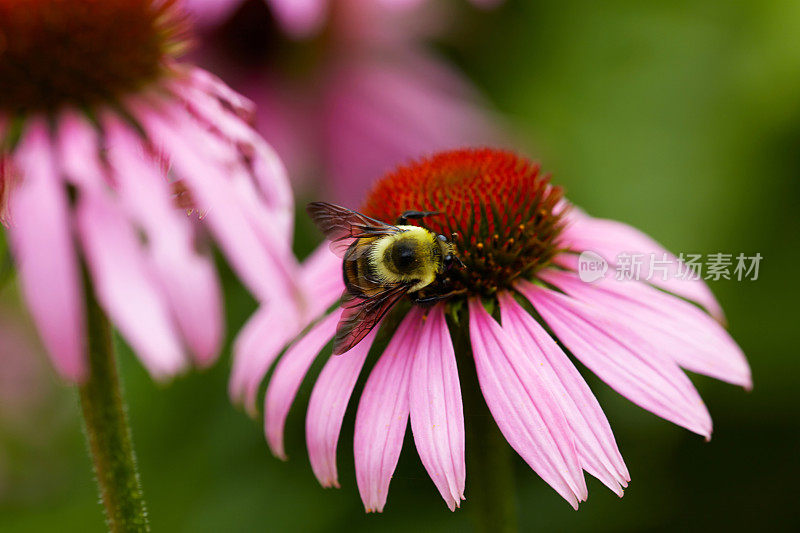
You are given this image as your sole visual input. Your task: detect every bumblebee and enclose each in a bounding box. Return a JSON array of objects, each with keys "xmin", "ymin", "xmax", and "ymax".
[{"xmin": 307, "ymin": 202, "xmax": 464, "ymax": 354}]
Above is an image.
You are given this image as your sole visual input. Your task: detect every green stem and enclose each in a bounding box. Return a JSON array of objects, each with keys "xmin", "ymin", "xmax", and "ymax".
[
  {"xmin": 78, "ymin": 284, "xmax": 150, "ymax": 532},
  {"xmin": 453, "ymin": 318, "xmax": 518, "ymax": 533}
]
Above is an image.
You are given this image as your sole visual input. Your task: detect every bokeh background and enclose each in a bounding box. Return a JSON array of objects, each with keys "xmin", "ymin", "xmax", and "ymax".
[{"xmin": 2, "ymin": 0, "xmax": 799, "ymax": 531}]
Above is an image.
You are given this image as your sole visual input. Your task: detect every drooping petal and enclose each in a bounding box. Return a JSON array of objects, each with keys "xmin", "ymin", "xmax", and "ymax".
[
  {"xmin": 540, "ymin": 268, "xmax": 751, "ymax": 388},
  {"xmin": 8, "ymin": 122, "xmax": 86, "ymax": 382},
  {"xmin": 76, "ymin": 189, "xmax": 186, "ymax": 379},
  {"xmin": 230, "ymin": 244, "xmax": 342, "ymax": 412},
  {"xmin": 559, "ymin": 213, "xmax": 725, "ymax": 322},
  {"xmin": 306, "ymin": 327, "xmax": 379, "ymax": 489},
  {"xmin": 105, "ymin": 119, "xmax": 223, "ymax": 367},
  {"xmin": 519, "ymin": 280, "xmax": 713, "ymax": 438},
  {"xmin": 498, "ymin": 291, "xmax": 629, "ymax": 495},
  {"xmin": 230, "ymin": 304, "xmax": 302, "ymax": 414},
  {"xmin": 265, "ymin": 310, "xmax": 340, "ymax": 459},
  {"xmin": 174, "ymin": 73, "xmax": 294, "ymax": 240},
  {"xmin": 135, "ymin": 99, "xmax": 299, "ymax": 306},
  {"xmin": 53, "ymin": 112, "xmax": 108, "ymax": 193},
  {"xmin": 408, "ymin": 305, "xmax": 465, "ymax": 511},
  {"xmin": 467, "ymin": 298, "xmax": 586, "ymax": 509},
  {"xmin": 354, "ymin": 308, "xmax": 423, "ymax": 513}
]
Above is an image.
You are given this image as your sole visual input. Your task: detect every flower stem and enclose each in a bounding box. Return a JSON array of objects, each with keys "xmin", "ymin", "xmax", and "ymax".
[
  {"xmin": 78, "ymin": 283, "xmax": 150, "ymax": 532},
  {"xmin": 452, "ymin": 318, "xmax": 518, "ymax": 533}
]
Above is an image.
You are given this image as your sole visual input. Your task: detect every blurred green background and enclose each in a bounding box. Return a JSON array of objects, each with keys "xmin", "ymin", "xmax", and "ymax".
[{"xmin": 2, "ymin": 0, "xmax": 798, "ymax": 531}]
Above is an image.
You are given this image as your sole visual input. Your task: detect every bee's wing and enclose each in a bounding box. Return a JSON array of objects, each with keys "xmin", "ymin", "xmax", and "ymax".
[
  {"xmin": 307, "ymin": 202, "xmax": 399, "ymax": 258},
  {"xmin": 332, "ymin": 284, "xmax": 409, "ymax": 355}
]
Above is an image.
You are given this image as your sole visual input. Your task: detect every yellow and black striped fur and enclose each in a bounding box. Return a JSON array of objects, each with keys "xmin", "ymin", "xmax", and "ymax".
[
  {"xmin": 343, "ymin": 226, "xmax": 456, "ymax": 298},
  {"xmin": 307, "ymin": 202, "xmax": 464, "ymax": 354}
]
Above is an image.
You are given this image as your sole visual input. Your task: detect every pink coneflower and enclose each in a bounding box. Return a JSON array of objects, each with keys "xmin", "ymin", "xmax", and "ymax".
[
  {"xmin": 183, "ymin": 0, "xmax": 502, "ymax": 204},
  {"xmin": 0, "ymin": 0, "xmax": 296, "ymax": 382},
  {"xmin": 234, "ymin": 148, "xmax": 751, "ymax": 513}
]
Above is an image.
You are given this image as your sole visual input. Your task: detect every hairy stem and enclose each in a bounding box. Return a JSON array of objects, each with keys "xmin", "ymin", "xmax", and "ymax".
[
  {"xmin": 452, "ymin": 318, "xmax": 518, "ymax": 533},
  {"xmin": 78, "ymin": 284, "xmax": 150, "ymax": 532}
]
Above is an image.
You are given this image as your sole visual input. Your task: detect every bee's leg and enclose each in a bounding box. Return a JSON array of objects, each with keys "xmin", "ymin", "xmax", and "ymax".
[
  {"xmin": 396, "ymin": 210, "xmax": 439, "ymax": 225},
  {"xmin": 412, "ymin": 288, "xmax": 467, "ymax": 307}
]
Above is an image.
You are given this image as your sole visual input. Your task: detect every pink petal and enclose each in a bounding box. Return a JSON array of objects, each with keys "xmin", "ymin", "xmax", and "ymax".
[
  {"xmin": 54, "ymin": 112, "xmax": 109, "ymax": 192},
  {"xmin": 354, "ymin": 308, "xmax": 423, "ymax": 513},
  {"xmin": 185, "ymin": 68, "xmax": 256, "ymax": 123},
  {"xmin": 519, "ymin": 280, "xmax": 713, "ymax": 438},
  {"xmin": 105, "ymin": 119, "xmax": 223, "ymax": 367},
  {"xmin": 8, "ymin": 122, "xmax": 86, "ymax": 382},
  {"xmin": 136, "ymin": 102, "xmax": 299, "ymax": 306},
  {"xmin": 267, "ymin": 0, "xmax": 329, "ymax": 38},
  {"xmin": 174, "ymin": 73, "xmax": 294, "ymax": 240},
  {"xmin": 76, "ymin": 190, "xmax": 186, "ymax": 379},
  {"xmin": 297, "ymin": 244, "xmax": 345, "ymax": 318},
  {"xmin": 306, "ymin": 327, "xmax": 379, "ymax": 489},
  {"xmin": 467, "ymin": 298, "xmax": 586, "ymax": 509},
  {"xmin": 230, "ymin": 244, "xmax": 342, "ymax": 412},
  {"xmin": 230, "ymin": 304, "xmax": 302, "ymax": 414},
  {"xmin": 498, "ymin": 292, "xmax": 629, "ymax": 495},
  {"xmin": 265, "ymin": 310, "xmax": 340, "ymax": 459},
  {"xmin": 408, "ymin": 305, "xmax": 465, "ymax": 511},
  {"xmin": 560, "ymin": 213, "xmax": 725, "ymax": 322},
  {"xmin": 540, "ymin": 268, "xmax": 751, "ymax": 388}
]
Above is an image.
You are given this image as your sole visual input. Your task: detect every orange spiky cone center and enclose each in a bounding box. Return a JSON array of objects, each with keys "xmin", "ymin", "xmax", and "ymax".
[{"xmin": 362, "ymin": 148, "xmax": 567, "ymax": 297}]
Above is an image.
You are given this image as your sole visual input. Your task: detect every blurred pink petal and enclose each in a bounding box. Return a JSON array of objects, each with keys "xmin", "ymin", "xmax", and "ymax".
[
  {"xmin": 7, "ymin": 122, "xmax": 86, "ymax": 382},
  {"xmin": 105, "ymin": 119, "xmax": 223, "ymax": 367},
  {"xmin": 265, "ymin": 310, "xmax": 340, "ymax": 459},
  {"xmin": 520, "ymin": 280, "xmax": 713, "ymax": 438},
  {"xmin": 561, "ymin": 213, "xmax": 725, "ymax": 322},
  {"xmin": 176, "ymin": 70, "xmax": 295, "ymax": 239},
  {"xmin": 54, "ymin": 113, "xmax": 109, "ymax": 192},
  {"xmin": 296, "ymin": 244, "xmax": 346, "ymax": 316},
  {"xmin": 307, "ymin": 327, "xmax": 378, "ymax": 488},
  {"xmin": 181, "ymin": 0, "xmax": 244, "ymax": 27},
  {"xmin": 268, "ymin": 0, "xmax": 329, "ymax": 38},
  {"xmin": 354, "ymin": 308, "xmax": 423, "ymax": 512},
  {"xmin": 498, "ymin": 292, "xmax": 629, "ymax": 495},
  {"xmin": 137, "ymin": 100, "xmax": 299, "ymax": 306},
  {"xmin": 76, "ymin": 189, "xmax": 187, "ymax": 379},
  {"xmin": 231, "ymin": 304, "xmax": 302, "ymax": 414},
  {"xmin": 468, "ymin": 298, "xmax": 587, "ymax": 509},
  {"xmin": 408, "ymin": 305, "xmax": 465, "ymax": 511},
  {"xmin": 323, "ymin": 51, "xmax": 501, "ymax": 203},
  {"xmin": 540, "ymin": 267, "xmax": 751, "ymax": 388},
  {"xmin": 230, "ymin": 243, "xmax": 341, "ymax": 412}
]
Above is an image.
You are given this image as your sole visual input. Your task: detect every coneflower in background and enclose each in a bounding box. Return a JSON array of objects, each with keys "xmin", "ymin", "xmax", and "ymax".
[
  {"xmin": 182, "ymin": 0, "xmax": 503, "ymax": 203},
  {"xmin": 0, "ymin": 0, "xmax": 296, "ymax": 382},
  {"xmin": 0, "ymin": 1, "xmax": 297, "ymax": 528},
  {"xmin": 234, "ymin": 148, "xmax": 750, "ymax": 516}
]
